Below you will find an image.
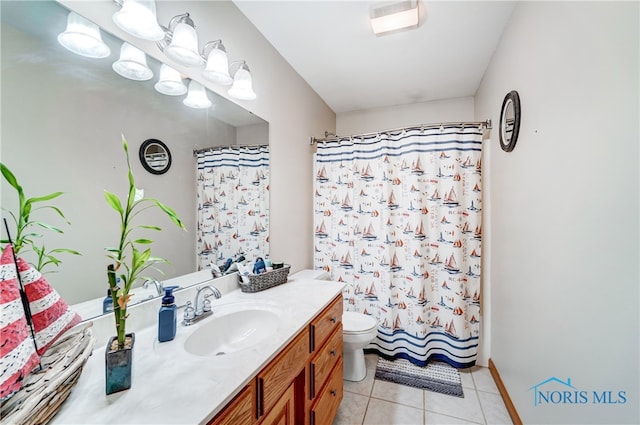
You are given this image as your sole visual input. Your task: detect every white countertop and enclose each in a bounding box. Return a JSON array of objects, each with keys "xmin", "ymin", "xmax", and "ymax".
[{"xmin": 51, "ymin": 277, "xmax": 344, "ymax": 425}]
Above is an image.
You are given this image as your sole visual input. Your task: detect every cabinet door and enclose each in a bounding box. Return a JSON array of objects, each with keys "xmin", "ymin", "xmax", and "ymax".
[
  {"xmin": 208, "ymin": 384, "xmax": 255, "ymax": 425},
  {"xmin": 309, "ymin": 359, "xmax": 343, "ymax": 425},
  {"xmin": 258, "ymin": 383, "xmax": 295, "ymax": 425},
  {"xmin": 258, "ymin": 328, "xmax": 309, "ymax": 418}
]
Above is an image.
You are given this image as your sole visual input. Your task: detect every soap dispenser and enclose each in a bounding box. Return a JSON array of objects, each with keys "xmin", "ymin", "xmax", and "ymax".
[
  {"xmin": 158, "ymin": 286, "xmax": 178, "ymax": 342},
  {"xmin": 103, "ymin": 289, "xmax": 114, "ymax": 314},
  {"xmin": 103, "ymin": 276, "xmax": 121, "ymax": 314}
]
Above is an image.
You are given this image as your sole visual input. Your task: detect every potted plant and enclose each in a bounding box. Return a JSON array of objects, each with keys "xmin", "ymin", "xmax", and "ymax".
[
  {"xmin": 1, "ymin": 163, "xmax": 81, "ymax": 273},
  {"xmin": 104, "ymin": 135, "xmax": 185, "ymax": 395}
]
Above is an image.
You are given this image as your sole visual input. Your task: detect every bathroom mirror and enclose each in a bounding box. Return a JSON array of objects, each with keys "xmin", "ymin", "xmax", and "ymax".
[
  {"xmin": 140, "ymin": 139, "xmax": 171, "ymax": 175},
  {"xmin": 499, "ymin": 90, "xmax": 521, "ymax": 152},
  {"xmin": 0, "ymin": 0, "xmax": 269, "ymax": 318}
]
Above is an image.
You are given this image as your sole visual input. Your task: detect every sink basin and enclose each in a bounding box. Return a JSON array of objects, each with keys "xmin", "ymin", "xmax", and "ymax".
[{"xmin": 183, "ymin": 303, "xmax": 281, "ymax": 357}]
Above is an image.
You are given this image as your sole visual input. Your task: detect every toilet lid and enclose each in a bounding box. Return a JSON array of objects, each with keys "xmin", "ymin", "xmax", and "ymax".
[{"xmin": 343, "ymin": 311, "xmax": 377, "ymax": 334}]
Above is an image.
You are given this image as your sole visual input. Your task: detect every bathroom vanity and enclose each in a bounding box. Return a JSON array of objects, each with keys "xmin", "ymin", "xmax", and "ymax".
[
  {"xmin": 50, "ymin": 276, "xmax": 344, "ymax": 425},
  {"xmin": 211, "ymin": 295, "xmax": 343, "ymax": 425}
]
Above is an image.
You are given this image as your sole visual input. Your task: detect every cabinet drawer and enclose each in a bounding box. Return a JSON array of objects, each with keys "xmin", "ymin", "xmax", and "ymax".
[
  {"xmin": 309, "ymin": 359, "xmax": 343, "ymax": 425},
  {"xmin": 309, "ymin": 324, "xmax": 342, "ymax": 399},
  {"xmin": 310, "ymin": 295, "xmax": 342, "ymax": 352},
  {"xmin": 258, "ymin": 328, "xmax": 309, "ymax": 418},
  {"xmin": 208, "ymin": 384, "xmax": 255, "ymax": 425}
]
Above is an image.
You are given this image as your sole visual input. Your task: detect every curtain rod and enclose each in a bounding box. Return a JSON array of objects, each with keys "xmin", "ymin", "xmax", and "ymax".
[
  {"xmin": 309, "ymin": 119, "xmax": 492, "ymax": 145},
  {"xmin": 193, "ymin": 144, "xmax": 269, "ymax": 156}
]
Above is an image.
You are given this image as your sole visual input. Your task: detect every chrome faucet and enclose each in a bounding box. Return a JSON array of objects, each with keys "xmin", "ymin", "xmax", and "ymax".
[
  {"xmin": 195, "ymin": 285, "xmax": 222, "ymax": 315},
  {"xmin": 143, "ymin": 279, "xmax": 163, "ymax": 296},
  {"xmin": 183, "ymin": 285, "xmax": 222, "ymax": 326}
]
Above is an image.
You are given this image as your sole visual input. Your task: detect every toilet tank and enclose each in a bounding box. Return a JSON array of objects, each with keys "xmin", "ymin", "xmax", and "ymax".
[{"xmin": 289, "ymin": 269, "xmax": 331, "ymax": 281}]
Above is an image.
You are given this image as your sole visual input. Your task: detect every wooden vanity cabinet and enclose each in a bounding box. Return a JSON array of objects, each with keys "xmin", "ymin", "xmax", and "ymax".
[
  {"xmin": 309, "ymin": 296, "xmax": 342, "ymax": 352},
  {"xmin": 208, "ymin": 384, "xmax": 255, "ymax": 425},
  {"xmin": 258, "ymin": 383, "xmax": 295, "ymax": 425},
  {"xmin": 208, "ymin": 294, "xmax": 344, "ymax": 425},
  {"xmin": 309, "ymin": 324, "xmax": 342, "ymax": 399},
  {"xmin": 308, "ymin": 296, "xmax": 343, "ymax": 425},
  {"xmin": 257, "ymin": 328, "xmax": 309, "ymax": 422},
  {"xmin": 310, "ymin": 359, "xmax": 343, "ymax": 425}
]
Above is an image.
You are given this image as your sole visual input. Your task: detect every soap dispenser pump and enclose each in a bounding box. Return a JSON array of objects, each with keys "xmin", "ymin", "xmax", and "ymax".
[{"xmin": 158, "ymin": 286, "xmax": 178, "ymax": 342}]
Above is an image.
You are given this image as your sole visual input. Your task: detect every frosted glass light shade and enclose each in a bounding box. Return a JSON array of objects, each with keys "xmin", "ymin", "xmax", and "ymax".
[
  {"xmin": 112, "ymin": 42, "xmax": 153, "ymax": 81},
  {"xmin": 113, "ymin": 0, "xmax": 165, "ymax": 41},
  {"xmin": 165, "ymin": 22, "xmax": 203, "ymax": 67},
  {"xmin": 370, "ymin": 0, "xmax": 419, "ymax": 36},
  {"xmin": 183, "ymin": 80, "xmax": 211, "ymax": 109},
  {"xmin": 203, "ymin": 45, "xmax": 232, "ymax": 85},
  {"xmin": 57, "ymin": 12, "xmax": 110, "ymax": 58},
  {"xmin": 228, "ymin": 65, "xmax": 256, "ymax": 100},
  {"xmin": 154, "ymin": 64, "xmax": 187, "ymax": 95}
]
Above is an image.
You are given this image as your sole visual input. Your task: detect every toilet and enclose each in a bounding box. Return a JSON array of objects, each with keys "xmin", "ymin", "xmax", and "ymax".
[{"xmin": 342, "ymin": 311, "xmax": 378, "ymax": 382}]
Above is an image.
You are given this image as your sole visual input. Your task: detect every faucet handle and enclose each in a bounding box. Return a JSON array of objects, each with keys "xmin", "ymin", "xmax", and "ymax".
[
  {"xmin": 203, "ymin": 298, "xmax": 212, "ymax": 313},
  {"xmin": 183, "ymin": 301, "xmax": 195, "ymax": 324}
]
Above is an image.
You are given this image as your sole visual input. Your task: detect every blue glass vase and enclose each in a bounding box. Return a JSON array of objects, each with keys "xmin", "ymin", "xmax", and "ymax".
[{"xmin": 105, "ymin": 333, "xmax": 134, "ymax": 395}]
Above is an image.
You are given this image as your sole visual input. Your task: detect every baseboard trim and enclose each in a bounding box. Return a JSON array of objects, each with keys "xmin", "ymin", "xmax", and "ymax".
[{"xmin": 488, "ymin": 358, "xmax": 522, "ymax": 425}]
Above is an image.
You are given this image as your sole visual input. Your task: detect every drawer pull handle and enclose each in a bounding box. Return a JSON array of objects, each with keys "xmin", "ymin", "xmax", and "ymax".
[
  {"xmin": 330, "ymin": 317, "xmax": 337, "ymax": 323},
  {"xmin": 330, "ymin": 389, "xmax": 337, "ymax": 397},
  {"xmin": 330, "ymin": 349, "xmax": 337, "ymax": 356}
]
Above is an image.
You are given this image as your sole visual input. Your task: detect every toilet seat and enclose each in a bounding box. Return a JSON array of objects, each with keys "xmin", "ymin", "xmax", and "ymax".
[{"xmin": 343, "ymin": 311, "xmax": 377, "ymax": 335}]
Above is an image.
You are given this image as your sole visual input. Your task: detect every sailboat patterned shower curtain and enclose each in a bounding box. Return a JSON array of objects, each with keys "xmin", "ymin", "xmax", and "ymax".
[
  {"xmin": 196, "ymin": 146, "xmax": 269, "ymax": 270},
  {"xmin": 313, "ymin": 125, "xmax": 482, "ymax": 368}
]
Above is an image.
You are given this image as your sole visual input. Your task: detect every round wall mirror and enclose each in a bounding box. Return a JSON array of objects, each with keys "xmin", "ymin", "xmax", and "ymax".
[
  {"xmin": 499, "ymin": 90, "xmax": 521, "ymax": 152},
  {"xmin": 139, "ymin": 139, "xmax": 171, "ymax": 175}
]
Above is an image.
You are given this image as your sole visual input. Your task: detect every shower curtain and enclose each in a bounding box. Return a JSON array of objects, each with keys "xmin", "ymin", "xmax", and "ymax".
[
  {"xmin": 313, "ymin": 125, "xmax": 482, "ymax": 368},
  {"xmin": 196, "ymin": 145, "xmax": 270, "ymax": 270}
]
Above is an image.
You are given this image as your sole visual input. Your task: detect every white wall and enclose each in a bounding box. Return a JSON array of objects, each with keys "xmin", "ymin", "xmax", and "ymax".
[
  {"xmin": 337, "ymin": 97, "xmax": 474, "ymax": 135},
  {"xmin": 475, "ymin": 2, "xmax": 639, "ymax": 423},
  {"xmin": 237, "ymin": 123, "xmax": 269, "ymax": 146}
]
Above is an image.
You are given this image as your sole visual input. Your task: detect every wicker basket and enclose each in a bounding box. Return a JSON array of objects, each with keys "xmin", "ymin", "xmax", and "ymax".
[
  {"xmin": 0, "ymin": 322, "xmax": 95, "ymax": 425},
  {"xmin": 239, "ymin": 265, "xmax": 291, "ymax": 293}
]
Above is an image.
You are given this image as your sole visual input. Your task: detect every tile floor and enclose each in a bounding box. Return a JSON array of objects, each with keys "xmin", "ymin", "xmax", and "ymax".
[{"xmin": 333, "ymin": 354, "xmax": 513, "ymax": 425}]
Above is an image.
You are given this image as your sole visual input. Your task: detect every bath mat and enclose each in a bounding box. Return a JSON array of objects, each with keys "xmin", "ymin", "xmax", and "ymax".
[{"xmin": 375, "ymin": 357, "xmax": 464, "ymax": 397}]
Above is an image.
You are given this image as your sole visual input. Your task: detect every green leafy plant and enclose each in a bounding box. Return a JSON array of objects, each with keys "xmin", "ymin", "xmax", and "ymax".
[
  {"xmin": 105, "ymin": 135, "xmax": 185, "ymax": 349},
  {"xmin": 1, "ymin": 163, "xmax": 81, "ymax": 273}
]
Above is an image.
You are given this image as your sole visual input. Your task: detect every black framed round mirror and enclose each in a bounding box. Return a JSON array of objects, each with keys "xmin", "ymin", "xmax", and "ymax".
[
  {"xmin": 499, "ymin": 90, "xmax": 521, "ymax": 152},
  {"xmin": 139, "ymin": 139, "xmax": 171, "ymax": 175}
]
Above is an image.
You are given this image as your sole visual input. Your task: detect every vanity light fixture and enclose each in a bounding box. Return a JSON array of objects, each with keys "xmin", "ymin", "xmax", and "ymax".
[
  {"xmin": 154, "ymin": 64, "xmax": 187, "ymax": 95},
  {"xmin": 57, "ymin": 11, "xmax": 111, "ymax": 58},
  {"xmin": 110, "ymin": 2, "xmax": 258, "ymax": 99},
  {"xmin": 112, "ymin": 0, "xmax": 165, "ymax": 41},
  {"xmin": 370, "ymin": 0, "xmax": 419, "ymax": 36},
  {"xmin": 202, "ymin": 40, "xmax": 233, "ymax": 86},
  {"xmin": 157, "ymin": 13, "xmax": 203, "ymax": 67},
  {"xmin": 112, "ymin": 42, "xmax": 153, "ymax": 81},
  {"xmin": 183, "ymin": 80, "xmax": 212, "ymax": 109},
  {"xmin": 227, "ymin": 61, "xmax": 257, "ymax": 101}
]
